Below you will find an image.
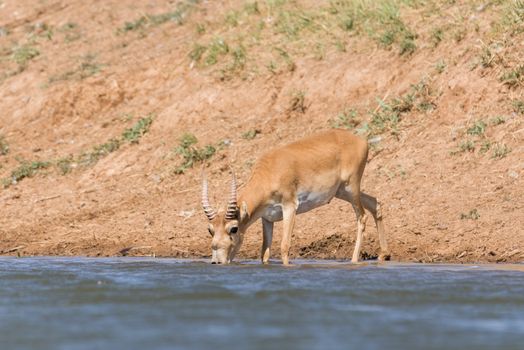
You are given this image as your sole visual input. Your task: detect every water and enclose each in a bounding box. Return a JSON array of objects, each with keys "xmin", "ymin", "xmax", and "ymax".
[{"xmin": 1, "ymin": 258, "xmax": 524, "ymax": 350}]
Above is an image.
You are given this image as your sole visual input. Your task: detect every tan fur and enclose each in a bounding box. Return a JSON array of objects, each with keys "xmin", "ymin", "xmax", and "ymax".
[{"xmin": 203, "ymin": 129, "xmax": 389, "ymax": 265}]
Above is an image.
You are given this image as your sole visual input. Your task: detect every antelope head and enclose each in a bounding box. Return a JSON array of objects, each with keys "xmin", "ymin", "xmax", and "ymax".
[{"xmin": 201, "ymin": 171, "xmax": 242, "ymax": 264}]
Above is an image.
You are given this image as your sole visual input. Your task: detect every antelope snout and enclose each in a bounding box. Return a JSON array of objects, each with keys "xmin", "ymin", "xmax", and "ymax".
[{"xmin": 211, "ymin": 248, "xmax": 229, "ymax": 265}]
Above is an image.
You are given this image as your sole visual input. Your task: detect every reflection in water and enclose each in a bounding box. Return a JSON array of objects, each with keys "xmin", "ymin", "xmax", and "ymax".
[{"xmin": 1, "ymin": 258, "xmax": 524, "ymax": 350}]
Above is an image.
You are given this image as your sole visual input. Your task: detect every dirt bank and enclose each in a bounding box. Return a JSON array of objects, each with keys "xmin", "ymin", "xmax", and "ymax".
[{"xmin": 1, "ymin": 0, "xmax": 523, "ymax": 263}]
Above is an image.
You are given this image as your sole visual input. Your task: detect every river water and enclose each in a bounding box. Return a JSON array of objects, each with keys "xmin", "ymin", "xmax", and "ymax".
[{"xmin": 1, "ymin": 258, "xmax": 523, "ymax": 350}]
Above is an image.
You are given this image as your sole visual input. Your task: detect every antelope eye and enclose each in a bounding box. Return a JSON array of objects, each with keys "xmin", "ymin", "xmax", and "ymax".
[
  {"xmin": 208, "ymin": 227, "xmax": 214, "ymax": 236},
  {"xmin": 229, "ymin": 226, "xmax": 238, "ymax": 234}
]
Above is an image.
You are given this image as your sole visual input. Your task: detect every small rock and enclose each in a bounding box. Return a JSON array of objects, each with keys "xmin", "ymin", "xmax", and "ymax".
[
  {"xmin": 178, "ymin": 210, "xmax": 195, "ymax": 219},
  {"xmin": 150, "ymin": 174, "xmax": 162, "ymax": 183},
  {"xmin": 368, "ymin": 136, "xmax": 382, "ymax": 144},
  {"xmin": 508, "ymin": 170, "xmax": 518, "ymax": 179}
]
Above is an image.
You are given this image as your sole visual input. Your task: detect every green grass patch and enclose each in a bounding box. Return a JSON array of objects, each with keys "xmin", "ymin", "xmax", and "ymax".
[
  {"xmin": 330, "ymin": 109, "xmax": 360, "ymax": 129},
  {"xmin": 56, "ymin": 155, "xmax": 74, "ymax": 175},
  {"xmin": 11, "ymin": 45, "xmax": 40, "ymax": 66},
  {"xmin": 480, "ymin": 140, "xmax": 491, "ymax": 154},
  {"xmin": 3, "ymin": 160, "xmax": 51, "ymax": 188},
  {"xmin": 512, "ymin": 100, "xmax": 524, "ymax": 115},
  {"xmin": 430, "ymin": 27, "xmax": 444, "ymax": 47},
  {"xmin": 490, "ymin": 116, "xmax": 505, "ymax": 126},
  {"xmin": 120, "ymin": 1, "xmax": 198, "ymax": 33},
  {"xmin": 78, "ymin": 138, "xmax": 121, "ymax": 167},
  {"xmin": 328, "ymin": 79, "xmax": 437, "ymax": 137},
  {"xmin": 122, "ymin": 116, "xmax": 153, "ymax": 144},
  {"xmin": 467, "ymin": 120, "xmax": 487, "ymax": 136},
  {"xmin": 500, "ymin": 65, "xmax": 524, "ymax": 88},
  {"xmin": 189, "ymin": 0, "xmax": 419, "ymax": 78},
  {"xmin": 189, "ymin": 44, "xmax": 207, "ymax": 62},
  {"xmin": 205, "ymin": 38, "xmax": 229, "ymax": 66},
  {"xmin": 501, "ymin": 0, "xmax": 524, "ymax": 34},
  {"xmin": 173, "ymin": 133, "xmax": 216, "ymax": 174},
  {"xmin": 451, "ymin": 139, "xmax": 475, "ymax": 155},
  {"xmin": 435, "ymin": 59, "xmax": 446, "ymax": 74},
  {"xmin": 242, "ymin": 129, "xmax": 261, "ymax": 140},
  {"xmin": 67, "ymin": 116, "xmax": 152, "ymax": 166}
]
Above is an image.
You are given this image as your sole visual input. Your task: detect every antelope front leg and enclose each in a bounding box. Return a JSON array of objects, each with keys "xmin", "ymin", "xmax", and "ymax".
[
  {"xmin": 281, "ymin": 203, "xmax": 297, "ymax": 266},
  {"xmin": 261, "ymin": 218, "xmax": 274, "ymax": 264},
  {"xmin": 348, "ymin": 178, "xmax": 367, "ymax": 264}
]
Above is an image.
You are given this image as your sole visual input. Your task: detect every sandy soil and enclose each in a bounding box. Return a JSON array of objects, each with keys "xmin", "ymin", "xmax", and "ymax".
[{"xmin": 0, "ymin": 0, "xmax": 523, "ymax": 263}]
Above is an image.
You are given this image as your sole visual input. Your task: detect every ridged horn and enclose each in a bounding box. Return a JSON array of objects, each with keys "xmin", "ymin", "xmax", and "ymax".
[
  {"xmin": 201, "ymin": 171, "xmax": 217, "ymax": 221},
  {"xmin": 225, "ymin": 170, "xmax": 238, "ymax": 220}
]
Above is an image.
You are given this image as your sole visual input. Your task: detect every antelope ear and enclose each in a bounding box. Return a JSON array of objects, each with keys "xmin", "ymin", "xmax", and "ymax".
[{"xmin": 240, "ymin": 201, "xmax": 249, "ymax": 221}]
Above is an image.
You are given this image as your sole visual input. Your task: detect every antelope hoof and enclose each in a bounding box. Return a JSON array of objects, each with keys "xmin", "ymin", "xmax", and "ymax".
[{"xmin": 378, "ymin": 253, "xmax": 391, "ymax": 262}]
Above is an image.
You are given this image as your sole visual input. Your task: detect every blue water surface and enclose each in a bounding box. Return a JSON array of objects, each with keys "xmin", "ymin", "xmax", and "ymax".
[{"xmin": 1, "ymin": 258, "xmax": 523, "ymax": 350}]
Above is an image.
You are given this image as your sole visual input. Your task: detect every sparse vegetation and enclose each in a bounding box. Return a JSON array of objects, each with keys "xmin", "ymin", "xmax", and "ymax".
[
  {"xmin": 491, "ymin": 143, "xmax": 511, "ymax": 159},
  {"xmin": 478, "ymin": 45, "xmax": 498, "ymax": 69},
  {"xmin": 79, "ymin": 116, "xmax": 153, "ymax": 165},
  {"xmin": 502, "ymin": 0, "xmax": 524, "ymax": 33},
  {"xmin": 364, "ymin": 79, "xmax": 435, "ymax": 136},
  {"xmin": 435, "ymin": 59, "xmax": 446, "ymax": 74},
  {"xmin": 60, "ymin": 22, "xmax": 82, "ymax": 43},
  {"xmin": 512, "ymin": 100, "xmax": 524, "ymax": 115},
  {"xmin": 78, "ymin": 138, "xmax": 121, "ymax": 166},
  {"xmin": 456, "ymin": 140, "xmax": 475, "ymax": 153},
  {"xmin": 187, "ymin": 0, "xmax": 419, "ymax": 78},
  {"xmin": 189, "ymin": 44, "xmax": 207, "ymax": 62},
  {"xmin": 480, "ymin": 140, "xmax": 491, "ymax": 154},
  {"xmin": 500, "ymin": 65, "xmax": 524, "ymax": 88},
  {"xmin": 327, "ymin": 78, "xmax": 437, "ymax": 137},
  {"xmin": 11, "ymin": 45, "xmax": 40, "ymax": 67},
  {"xmin": 369, "ymin": 98, "xmax": 401, "ymax": 135},
  {"xmin": 48, "ymin": 53, "xmax": 103, "ymax": 83},
  {"xmin": 330, "ymin": 109, "xmax": 360, "ymax": 130},
  {"xmin": 0, "ymin": 135, "xmax": 9, "ymax": 155},
  {"xmin": 3, "ymin": 160, "xmax": 51, "ymax": 187},
  {"xmin": 467, "ymin": 120, "xmax": 486, "ymax": 136},
  {"xmin": 122, "ymin": 116, "xmax": 153, "ymax": 144},
  {"xmin": 490, "ymin": 116, "xmax": 505, "ymax": 126},
  {"xmin": 288, "ymin": 90, "xmax": 307, "ymax": 114},
  {"xmin": 450, "ymin": 114, "xmax": 511, "ymax": 156},
  {"xmin": 173, "ymin": 133, "xmax": 216, "ymax": 174},
  {"xmin": 1, "ymin": 116, "xmax": 154, "ymax": 187},
  {"xmin": 242, "ymin": 129, "xmax": 261, "ymax": 140},
  {"xmin": 430, "ymin": 27, "xmax": 444, "ymax": 47},
  {"xmin": 120, "ymin": 1, "xmax": 197, "ymax": 33},
  {"xmin": 78, "ymin": 54, "xmax": 102, "ymax": 79},
  {"xmin": 56, "ymin": 156, "xmax": 74, "ymax": 175},
  {"xmin": 461, "ymin": 209, "xmax": 480, "ymax": 220},
  {"xmin": 205, "ymin": 37, "xmax": 229, "ymax": 66}
]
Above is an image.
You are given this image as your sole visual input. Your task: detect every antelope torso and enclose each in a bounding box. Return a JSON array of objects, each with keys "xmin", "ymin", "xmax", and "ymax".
[{"xmin": 261, "ymin": 183, "xmax": 343, "ymax": 222}]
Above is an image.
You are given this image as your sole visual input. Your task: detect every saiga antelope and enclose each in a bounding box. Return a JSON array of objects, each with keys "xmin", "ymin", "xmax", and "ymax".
[{"xmin": 201, "ymin": 129, "xmax": 389, "ymax": 265}]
